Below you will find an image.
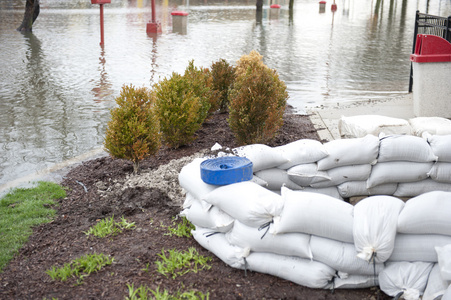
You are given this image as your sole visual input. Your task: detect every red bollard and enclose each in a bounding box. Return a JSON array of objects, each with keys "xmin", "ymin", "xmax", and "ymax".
[{"xmin": 91, "ymin": 0, "xmax": 111, "ymax": 46}]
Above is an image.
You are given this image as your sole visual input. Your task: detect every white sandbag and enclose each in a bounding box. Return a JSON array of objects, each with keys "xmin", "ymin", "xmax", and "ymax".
[
  {"xmin": 394, "ymin": 179, "xmax": 451, "ymax": 197},
  {"xmin": 436, "ymin": 244, "xmax": 451, "ymax": 282},
  {"xmin": 389, "ymin": 234, "xmax": 451, "ymax": 262},
  {"xmin": 310, "ymin": 235, "xmax": 384, "ymax": 276},
  {"xmin": 180, "ymin": 198, "xmax": 234, "ymax": 233},
  {"xmin": 272, "ymin": 187, "xmax": 354, "ymax": 243},
  {"xmin": 310, "ymin": 164, "xmax": 372, "ymax": 188},
  {"xmin": 226, "ymin": 220, "xmax": 312, "ymax": 259},
  {"xmin": 423, "ymin": 264, "xmax": 449, "ymax": 300},
  {"xmin": 192, "ymin": 227, "xmax": 248, "ymax": 269},
  {"xmin": 332, "ymin": 274, "xmax": 379, "ymax": 289},
  {"xmin": 233, "ymin": 144, "xmax": 288, "ymax": 172},
  {"xmin": 409, "ymin": 117, "xmax": 451, "ymax": 136},
  {"xmin": 443, "ymin": 285, "xmax": 451, "ymax": 300},
  {"xmin": 276, "ymin": 139, "xmax": 328, "ymax": 169},
  {"xmin": 339, "ymin": 115, "xmax": 412, "ymax": 138},
  {"xmin": 397, "ymin": 191, "xmax": 451, "ymax": 236},
  {"xmin": 379, "ymin": 261, "xmax": 434, "ymax": 300},
  {"xmin": 287, "ymin": 163, "xmax": 330, "ymax": 186},
  {"xmin": 378, "ymin": 135, "xmax": 437, "ymax": 163},
  {"xmin": 178, "ymin": 157, "xmax": 218, "ymax": 200},
  {"xmin": 338, "ymin": 181, "xmax": 398, "ymax": 198},
  {"xmin": 317, "ymin": 135, "xmax": 379, "ymax": 171},
  {"xmin": 428, "ymin": 163, "xmax": 451, "ymax": 183},
  {"xmin": 353, "ymin": 196, "xmax": 405, "ymax": 263},
  {"xmin": 245, "ymin": 252, "xmax": 335, "ymax": 289},
  {"xmin": 427, "ymin": 135, "xmax": 451, "ymax": 163},
  {"xmin": 366, "ymin": 161, "xmax": 433, "ymax": 188},
  {"xmin": 254, "ymin": 168, "xmax": 303, "ymax": 190},
  {"xmin": 301, "ymin": 186, "xmax": 343, "ymax": 200},
  {"xmin": 203, "ymin": 181, "xmax": 284, "ymax": 228}
]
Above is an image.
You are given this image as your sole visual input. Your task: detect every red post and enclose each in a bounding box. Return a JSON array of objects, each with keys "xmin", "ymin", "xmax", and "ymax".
[
  {"xmin": 100, "ymin": 3, "xmax": 105, "ymax": 46},
  {"xmin": 151, "ymin": 0, "xmax": 156, "ymax": 23}
]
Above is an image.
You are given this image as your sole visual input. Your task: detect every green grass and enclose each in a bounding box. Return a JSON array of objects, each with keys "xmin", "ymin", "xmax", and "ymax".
[
  {"xmin": 0, "ymin": 181, "xmax": 66, "ymax": 272},
  {"xmin": 164, "ymin": 217, "xmax": 195, "ymax": 238},
  {"xmin": 46, "ymin": 253, "xmax": 114, "ymax": 285},
  {"xmin": 84, "ymin": 215, "xmax": 136, "ymax": 238},
  {"xmin": 126, "ymin": 283, "xmax": 210, "ymax": 300},
  {"xmin": 155, "ymin": 247, "xmax": 211, "ymax": 279}
]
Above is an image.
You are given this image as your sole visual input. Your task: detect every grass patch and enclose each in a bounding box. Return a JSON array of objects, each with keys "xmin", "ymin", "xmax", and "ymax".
[
  {"xmin": 0, "ymin": 181, "xmax": 66, "ymax": 272},
  {"xmin": 126, "ymin": 283, "xmax": 210, "ymax": 300},
  {"xmin": 84, "ymin": 215, "xmax": 136, "ymax": 238},
  {"xmin": 46, "ymin": 253, "xmax": 114, "ymax": 285},
  {"xmin": 156, "ymin": 247, "xmax": 211, "ymax": 279},
  {"xmin": 164, "ymin": 217, "xmax": 194, "ymax": 238}
]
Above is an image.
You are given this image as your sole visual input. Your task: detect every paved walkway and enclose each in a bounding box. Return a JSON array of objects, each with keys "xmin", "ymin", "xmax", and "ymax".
[{"xmin": 308, "ymin": 93, "xmax": 415, "ymax": 141}]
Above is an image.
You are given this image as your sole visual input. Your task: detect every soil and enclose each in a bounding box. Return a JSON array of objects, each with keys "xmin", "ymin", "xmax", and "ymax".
[{"xmin": 0, "ymin": 108, "xmax": 389, "ymax": 300}]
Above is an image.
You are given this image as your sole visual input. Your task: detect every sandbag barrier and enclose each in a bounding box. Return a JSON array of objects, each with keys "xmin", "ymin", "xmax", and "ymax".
[{"xmin": 178, "ymin": 135, "xmax": 451, "ymax": 299}]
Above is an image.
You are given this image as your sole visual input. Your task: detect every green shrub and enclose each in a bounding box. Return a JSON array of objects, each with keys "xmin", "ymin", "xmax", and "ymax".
[
  {"xmin": 228, "ymin": 50, "xmax": 288, "ymax": 145},
  {"xmin": 210, "ymin": 59, "xmax": 236, "ymax": 113},
  {"xmin": 184, "ymin": 60, "xmax": 216, "ymax": 115},
  {"xmin": 104, "ymin": 84, "xmax": 161, "ymax": 174},
  {"xmin": 154, "ymin": 61, "xmax": 211, "ymax": 149}
]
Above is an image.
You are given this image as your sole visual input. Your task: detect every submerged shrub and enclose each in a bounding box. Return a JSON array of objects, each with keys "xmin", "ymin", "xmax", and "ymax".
[
  {"xmin": 154, "ymin": 61, "xmax": 211, "ymax": 148},
  {"xmin": 104, "ymin": 84, "xmax": 161, "ymax": 174},
  {"xmin": 210, "ymin": 58, "xmax": 236, "ymax": 113},
  {"xmin": 228, "ymin": 50, "xmax": 288, "ymax": 145}
]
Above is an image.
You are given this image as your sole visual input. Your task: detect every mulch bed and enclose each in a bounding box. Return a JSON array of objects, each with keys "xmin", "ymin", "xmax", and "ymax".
[{"xmin": 0, "ymin": 108, "xmax": 388, "ymax": 299}]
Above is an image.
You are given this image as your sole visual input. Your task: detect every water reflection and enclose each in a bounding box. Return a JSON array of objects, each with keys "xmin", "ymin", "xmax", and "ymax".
[{"xmin": 0, "ymin": 0, "xmax": 450, "ymax": 189}]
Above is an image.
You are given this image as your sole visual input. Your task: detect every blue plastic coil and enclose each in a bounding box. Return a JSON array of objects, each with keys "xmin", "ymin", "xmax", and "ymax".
[{"xmin": 200, "ymin": 157, "xmax": 253, "ymax": 185}]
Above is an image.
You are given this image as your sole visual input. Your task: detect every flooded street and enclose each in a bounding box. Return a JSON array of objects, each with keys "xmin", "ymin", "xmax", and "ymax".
[{"xmin": 0, "ymin": 0, "xmax": 450, "ymax": 188}]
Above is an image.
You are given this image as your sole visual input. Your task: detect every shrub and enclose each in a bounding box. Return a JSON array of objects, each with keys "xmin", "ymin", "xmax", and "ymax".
[
  {"xmin": 154, "ymin": 61, "xmax": 211, "ymax": 149},
  {"xmin": 228, "ymin": 51, "xmax": 288, "ymax": 145},
  {"xmin": 183, "ymin": 60, "xmax": 216, "ymax": 115},
  {"xmin": 210, "ymin": 58, "xmax": 236, "ymax": 113},
  {"xmin": 104, "ymin": 84, "xmax": 161, "ymax": 174}
]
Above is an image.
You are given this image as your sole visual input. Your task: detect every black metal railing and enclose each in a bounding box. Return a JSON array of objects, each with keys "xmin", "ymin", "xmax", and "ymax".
[{"xmin": 409, "ymin": 10, "xmax": 451, "ymax": 92}]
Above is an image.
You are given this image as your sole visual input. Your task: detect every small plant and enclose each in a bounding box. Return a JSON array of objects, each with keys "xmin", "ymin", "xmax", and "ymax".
[
  {"xmin": 84, "ymin": 216, "xmax": 136, "ymax": 238},
  {"xmin": 104, "ymin": 84, "xmax": 161, "ymax": 174},
  {"xmin": 210, "ymin": 58, "xmax": 236, "ymax": 113},
  {"xmin": 126, "ymin": 284, "xmax": 210, "ymax": 300},
  {"xmin": 46, "ymin": 253, "xmax": 114, "ymax": 284},
  {"xmin": 154, "ymin": 61, "xmax": 211, "ymax": 149},
  {"xmin": 228, "ymin": 50, "xmax": 288, "ymax": 145},
  {"xmin": 155, "ymin": 247, "xmax": 211, "ymax": 279},
  {"xmin": 165, "ymin": 216, "xmax": 194, "ymax": 238}
]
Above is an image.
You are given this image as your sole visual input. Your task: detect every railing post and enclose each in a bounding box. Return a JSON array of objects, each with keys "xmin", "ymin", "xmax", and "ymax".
[{"xmin": 409, "ymin": 10, "xmax": 420, "ymax": 93}]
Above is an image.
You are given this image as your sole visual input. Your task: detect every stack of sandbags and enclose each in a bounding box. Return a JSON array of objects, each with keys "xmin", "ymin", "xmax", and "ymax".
[{"xmin": 339, "ymin": 115, "xmax": 413, "ymax": 138}]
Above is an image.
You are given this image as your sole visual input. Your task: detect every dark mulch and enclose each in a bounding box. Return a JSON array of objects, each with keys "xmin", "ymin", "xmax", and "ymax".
[{"xmin": 0, "ymin": 108, "xmax": 388, "ymax": 300}]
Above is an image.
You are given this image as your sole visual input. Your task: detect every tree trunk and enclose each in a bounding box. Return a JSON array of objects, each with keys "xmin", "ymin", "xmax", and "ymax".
[
  {"xmin": 256, "ymin": 0, "xmax": 263, "ymax": 12},
  {"xmin": 17, "ymin": 0, "xmax": 40, "ymax": 32}
]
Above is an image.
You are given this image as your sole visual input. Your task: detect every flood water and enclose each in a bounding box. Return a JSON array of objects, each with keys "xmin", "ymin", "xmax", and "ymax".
[{"xmin": 0, "ymin": 0, "xmax": 450, "ymax": 188}]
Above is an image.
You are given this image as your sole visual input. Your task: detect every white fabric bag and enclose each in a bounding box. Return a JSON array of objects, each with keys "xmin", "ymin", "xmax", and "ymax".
[
  {"xmin": 428, "ymin": 163, "xmax": 451, "ymax": 183},
  {"xmin": 254, "ymin": 168, "xmax": 303, "ymax": 190},
  {"xmin": 423, "ymin": 264, "xmax": 449, "ymax": 300},
  {"xmin": 378, "ymin": 135, "xmax": 437, "ymax": 163},
  {"xmin": 339, "ymin": 115, "xmax": 412, "ymax": 138},
  {"xmin": 353, "ymin": 196, "xmax": 405, "ymax": 263},
  {"xmin": 287, "ymin": 163, "xmax": 330, "ymax": 186},
  {"xmin": 366, "ymin": 161, "xmax": 433, "ymax": 188},
  {"xmin": 301, "ymin": 186, "xmax": 343, "ymax": 200},
  {"xmin": 338, "ymin": 181, "xmax": 398, "ymax": 198},
  {"xmin": 394, "ymin": 179, "xmax": 451, "ymax": 197},
  {"xmin": 272, "ymin": 187, "xmax": 354, "ymax": 243},
  {"xmin": 203, "ymin": 181, "xmax": 284, "ymax": 228},
  {"xmin": 332, "ymin": 274, "xmax": 379, "ymax": 289},
  {"xmin": 436, "ymin": 244, "xmax": 451, "ymax": 282},
  {"xmin": 178, "ymin": 157, "xmax": 218, "ymax": 200},
  {"xmin": 379, "ymin": 261, "xmax": 434, "ymax": 300},
  {"xmin": 310, "ymin": 164, "xmax": 372, "ymax": 188},
  {"xmin": 233, "ymin": 144, "xmax": 288, "ymax": 172},
  {"xmin": 226, "ymin": 220, "xmax": 312, "ymax": 259},
  {"xmin": 409, "ymin": 117, "xmax": 451, "ymax": 136},
  {"xmin": 317, "ymin": 135, "xmax": 379, "ymax": 171},
  {"xmin": 427, "ymin": 134, "xmax": 451, "ymax": 162},
  {"xmin": 275, "ymin": 139, "xmax": 328, "ymax": 169},
  {"xmin": 245, "ymin": 252, "xmax": 335, "ymax": 289},
  {"xmin": 397, "ymin": 191, "xmax": 451, "ymax": 236},
  {"xmin": 389, "ymin": 234, "xmax": 451, "ymax": 262}
]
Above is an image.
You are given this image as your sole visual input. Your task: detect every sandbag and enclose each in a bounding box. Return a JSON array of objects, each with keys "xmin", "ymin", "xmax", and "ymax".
[
  {"xmin": 338, "ymin": 181, "xmax": 398, "ymax": 198},
  {"xmin": 254, "ymin": 168, "xmax": 303, "ymax": 190},
  {"xmin": 366, "ymin": 161, "xmax": 433, "ymax": 188},
  {"xmin": 389, "ymin": 234, "xmax": 451, "ymax": 262},
  {"xmin": 275, "ymin": 139, "xmax": 328, "ymax": 169},
  {"xmin": 317, "ymin": 135, "xmax": 379, "ymax": 171},
  {"xmin": 272, "ymin": 187, "xmax": 354, "ymax": 243},
  {"xmin": 203, "ymin": 181, "xmax": 284, "ymax": 228},
  {"xmin": 301, "ymin": 186, "xmax": 343, "ymax": 200},
  {"xmin": 427, "ymin": 134, "xmax": 451, "ymax": 162},
  {"xmin": 379, "ymin": 261, "xmax": 434, "ymax": 300},
  {"xmin": 180, "ymin": 198, "xmax": 234, "ymax": 233},
  {"xmin": 310, "ymin": 235, "xmax": 384, "ymax": 276},
  {"xmin": 287, "ymin": 163, "xmax": 330, "ymax": 186},
  {"xmin": 443, "ymin": 285, "xmax": 451, "ymax": 300},
  {"xmin": 339, "ymin": 115, "xmax": 412, "ymax": 138},
  {"xmin": 394, "ymin": 179, "xmax": 451, "ymax": 197},
  {"xmin": 436, "ymin": 244, "xmax": 451, "ymax": 282},
  {"xmin": 233, "ymin": 144, "xmax": 288, "ymax": 172},
  {"xmin": 353, "ymin": 196, "xmax": 405, "ymax": 263},
  {"xmin": 378, "ymin": 135, "xmax": 437, "ymax": 163},
  {"xmin": 428, "ymin": 163, "xmax": 451, "ymax": 183},
  {"xmin": 397, "ymin": 191, "xmax": 451, "ymax": 236},
  {"xmin": 192, "ymin": 227, "xmax": 247, "ymax": 269},
  {"xmin": 179, "ymin": 157, "xmax": 218, "ymax": 199},
  {"xmin": 310, "ymin": 164, "xmax": 372, "ymax": 188},
  {"xmin": 226, "ymin": 220, "xmax": 312, "ymax": 259},
  {"xmin": 423, "ymin": 264, "xmax": 449, "ymax": 300},
  {"xmin": 245, "ymin": 252, "xmax": 335, "ymax": 289},
  {"xmin": 409, "ymin": 117, "xmax": 451, "ymax": 136},
  {"xmin": 332, "ymin": 274, "xmax": 379, "ymax": 289}
]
